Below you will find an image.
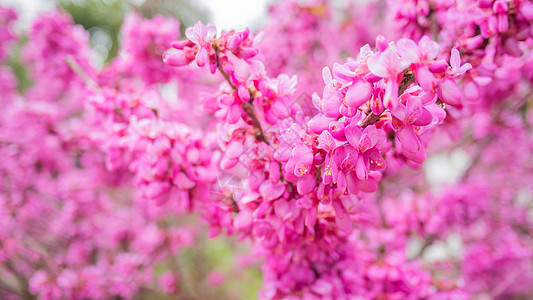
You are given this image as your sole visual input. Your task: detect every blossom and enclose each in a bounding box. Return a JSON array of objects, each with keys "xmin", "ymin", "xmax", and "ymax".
[
  {"xmin": 345, "ymin": 124, "xmax": 387, "ymax": 180},
  {"xmin": 185, "ymin": 21, "xmax": 216, "ymax": 67},
  {"xmin": 367, "ymin": 47, "xmax": 411, "ymax": 108}
]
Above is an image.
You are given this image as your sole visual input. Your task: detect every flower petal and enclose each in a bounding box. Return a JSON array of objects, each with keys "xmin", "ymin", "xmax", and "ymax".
[
  {"xmin": 345, "ymin": 81, "xmax": 372, "ymax": 108},
  {"xmin": 397, "ymin": 125, "xmax": 420, "ymax": 153},
  {"xmin": 368, "ymin": 150, "xmax": 386, "ymax": 171},
  {"xmin": 396, "ymin": 38, "xmax": 419, "ymax": 63},
  {"xmin": 297, "ymin": 173, "xmax": 316, "ymax": 195},
  {"xmin": 345, "ymin": 124, "xmax": 363, "ymax": 148}
]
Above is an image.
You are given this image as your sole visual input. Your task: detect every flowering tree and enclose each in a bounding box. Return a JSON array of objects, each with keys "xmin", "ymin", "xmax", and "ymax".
[{"xmin": 1, "ymin": 0, "xmax": 533, "ymax": 299}]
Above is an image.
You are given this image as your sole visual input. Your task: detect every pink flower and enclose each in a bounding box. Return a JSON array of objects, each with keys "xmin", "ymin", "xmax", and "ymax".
[
  {"xmin": 185, "ymin": 21, "xmax": 216, "ymax": 67},
  {"xmin": 396, "ymin": 36, "xmax": 440, "ymax": 65},
  {"xmin": 367, "ymin": 47, "xmax": 411, "ymax": 108},
  {"xmin": 449, "ymin": 49, "xmax": 472, "ymax": 77},
  {"xmin": 344, "ymin": 124, "xmax": 387, "ymax": 180},
  {"xmin": 317, "ymin": 130, "xmax": 339, "ymax": 185}
]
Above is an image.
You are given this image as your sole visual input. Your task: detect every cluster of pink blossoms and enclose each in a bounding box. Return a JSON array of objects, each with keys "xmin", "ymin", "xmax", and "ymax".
[
  {"xmin": 162, "ymin": 16, "xmax": 479, "ymax": 297},
  {"xmin": 1, "ymin": 0, "xmax": 533, "ymax": 299}
]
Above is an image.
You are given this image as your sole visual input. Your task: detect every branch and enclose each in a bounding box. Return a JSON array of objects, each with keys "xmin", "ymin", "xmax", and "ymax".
[
  {"xmin": 242, "ymin": 101, "xmax": 269, "ymax": 145},
  {"xmin": 65, "ymin": 57, "xmax": 100, "ymax": 92},
  {"xmin": 360, "ymin": 112, "xmax": 382, "ymax": 129},
  {"xmin": 212, "ymin": 44, "xmax": 269, "ymax": 145},
  {"xmin": 413, "ymin": 234, "xmax": 437, "ymax": 259},
  {"xmin": 2, "ymin": 262, "xmax": 34, "ymax": 300}
]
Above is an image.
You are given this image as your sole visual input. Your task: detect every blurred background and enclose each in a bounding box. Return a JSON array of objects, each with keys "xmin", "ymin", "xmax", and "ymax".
[{"xmin": 2, "ymin": 0, "xmax": 269, "ymax": 64}]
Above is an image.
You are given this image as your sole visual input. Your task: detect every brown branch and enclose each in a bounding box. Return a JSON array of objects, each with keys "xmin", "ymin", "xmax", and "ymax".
[
  {"xmin": 398, "ymin": 68, "xmax": 415, "ymax": 95},
  {"xmin": 242, "ymin": 102, "xmax": 269, "ymax": 145},
  {"xmin": 413, "ymin": 234, "xmax": 437, "ymax": 259},
  {"xmin": 360, "ymin": 112, "xmax": 383, "ymax": 128},
  {"xmin": 2, "ymin": 262, "xmax": 34, "ymax": 300},
  {"xmin": 360, "ymin": 68, "xmax": 416, "ymax": 128},
  {"xmin": 212, "ymin": 44, "xmax": 270, "ymax": 145}
]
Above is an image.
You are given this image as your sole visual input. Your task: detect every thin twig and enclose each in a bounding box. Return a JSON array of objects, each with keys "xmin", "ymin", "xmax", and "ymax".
[
  {"xmin": 65, "ymin": 57, "xmax": 100, "ymax": 92},
  {"xmin": 212, "ymin": 44, "xmax": 269, "ymax": 145}
]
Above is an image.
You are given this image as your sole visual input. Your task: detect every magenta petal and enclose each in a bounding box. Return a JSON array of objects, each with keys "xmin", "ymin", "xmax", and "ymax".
[
  {"xmin": 358, "ymin": 177, "xmax": 379, "ymax": 193},
  {"xmin": 367, "ymin": 53, "xmax": 387, "ymax": 78},
  {"xmin": 329, "ymin": 121, "xmax": 345, "ymax": 138},
  {"xmin": 312, "ymin": 280, "xmax": 334, "ymax": 296},
  {"xmin": 337, "ymin": 171, "xmax": 347, "ymax": 193},
  {"xmin": 438, "ymin": 78, "xmax": 462, "ymax": 106},
  {"xmin": 355, "ymin": 154, "xmax": 368, "ymax": 180},
  {"xmin": 226, "ymin": 34, "xmax": 242, "ymax": 50},
  {"xmin": 419, "ymin": 35, "xmax": 440, "ymax": 60},
  {"xmin": 238, "ymin": 85, "xmax": 250, "ymax": 101},
  {"xmin": 416, "ymin": 67, "xmax": 436, "ymax": 92},
  {"xmin": 425, "ymin": 104, "xmax": 446, "ymax": 123},
  {"xmin": 322, "ymin": 155, "xmax": 339, "ymax": 184},
  {"xmin": 428, "ymin": 60, "xmax": 448, "ymax": 73},
  {"xmin": 220, "ymin": 156, "xmax": 239, "ymax": 169},
  {"xmin": 219, "ymin": 94, "xmax": 234, "ymax": 105},
  {"xmin": 259, "ymin": 180, "xmax": 286, "ymax": 201},
  {"xmin": 384, "ymin": 80, "xmax": 399, "ymax": 108},
  {"xmin": 450, "ymin": 49, "xmax": 461, "ymax": 70},
  {"xmin": 341, "ymin": 194, "xmax": 358, "ymax": 213},
  {"xmin": 194, "ymin": 22, "xmax": 207, "ymax": 42},
  {"xmin": 297, "ymin": 173, "xmax": 316, "ymax": 195},
  {"xmin": 396, "ymin": 38, "xmax": 419, "ymax": 63},
  {"xmin": 285, "ymin": 157, "xmax": 296, "ymax": 175},
  {"xmin": 226, "ymin": 103, "xmax": 241, "ymax": 124},
  {"xmin": 457, "ymin": 63, "xmax": 472, "ymax": 76},
  {"xmin": 171, "ymin": 40, "xmax": 188, "ymax": 49},
  {"xmin": 333, "ymin": 63, "xmax": 356, "ymax": 82},
  {"xmin": 308, "ymin": 114, "xmax": 334, "ymax": 134},
  {"xmin": 368, "ymin": 150, "xmax": 386, "ymax": 171},
  {"xmin": 403, "ymin": 143, "xmax": 426, "ymax": 163},
  {"xmin": 273, "ymin": 200, "xmax": 289, "ymax": 218},
  {"xmin": 365, "ymin": 125, "xmax": 386, "ymax": 149},
  {"xmin": 240, "ymin": 48, "xmax": 258, "ymax": 59},
  {"xmin": 196, "ymin": 47, "xmax": 208, "ymax": 67},
  {"xmin": 317, "ymin": 131, "xmax": 336, "ymax": 152},
  {"xmin": 226, "ymin": 141, "xmax": 244, "ymax": 159},
  {"xmin": 390, "ymin": 102, "xmax": 407, "ymax": 121},
  {"xmin": 293, "ymin": 144, "xmax": 314, "ymax": 166},
  {"xmin": 274, "ymin": 143, "xmax": 291, "ymax": 161},
  {"xmin": 419, "ymin": 91, "xmax": 437, "ymax": 105},
  {"xmin": 233, "ymin": 210, "xmax": 253, "ymax": 230},
  {"xmin": 321, "ymin": 92, "xmax": 343, "ymax": 118},
  {"xmin": 305, "ymin": 206, "xmax": 317, "ymax": 230},
  {"xmin": 340, "ymin": 103, "xmax": 357, "ymax": 117},
  {"xmin": 413, "ymin": 108, "xmax": 433, "ymax": 126},
  {"xmin": 357, "ymin": 133, "xmax": 372, "ymax": 153},
  {"xmin": 397, "ymin": 125, "xmax": 420, "ymax": 153},
  {"xmin": 345, "ymin": 81, "xmax": 372, "ymax": 108},
  {"xmin": 344, "ymin": 124, "xmax": 363, "ymax": 148},
  {"xmin": 163, "ymin": 51, "xmax": 189, "ymax": 67},
  {"xmin": 346, "ymin": 172, "xmax": 359, "ymax": 194}
]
